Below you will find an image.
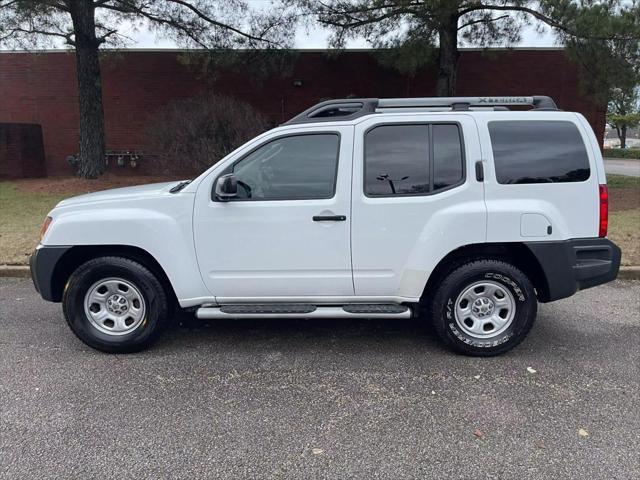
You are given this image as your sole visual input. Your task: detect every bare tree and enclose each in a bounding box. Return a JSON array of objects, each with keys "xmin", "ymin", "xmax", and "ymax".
[
  {"xmin": 146, "ymin": 94, "xmax": 270, "ymax": 174},
  {"xmin": 0, "ymin": 1, "xmax": 293, "ymax": 178}
]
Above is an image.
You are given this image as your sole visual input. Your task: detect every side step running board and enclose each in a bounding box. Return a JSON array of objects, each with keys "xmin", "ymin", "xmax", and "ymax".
[{"xmin": 196, "ymin": 304, "xmax": 411, "ymax": 320}]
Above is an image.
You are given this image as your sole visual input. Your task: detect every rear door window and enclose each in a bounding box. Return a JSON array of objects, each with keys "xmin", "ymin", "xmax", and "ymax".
[
  {"xmin": 365, "ymin": 125, "xmax": 430, "ymax": 196},
  {"xmin": 364, "ymin": 123, "xmax": 464, "ymax": 196},
  {"xmin": 488, "ymin": 121, "xmax": 590, "ymax": 184},
  {"xmin": 433, "ymin": 124, "xmax": 464, "ymax": 190}
]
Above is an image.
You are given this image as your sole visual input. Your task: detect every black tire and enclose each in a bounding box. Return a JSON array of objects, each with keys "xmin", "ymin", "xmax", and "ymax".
[
  {"xmin": 62, "ymin": 256, "xmax": 169, "ymax": 353},
  {"xmin": 429, "ymin": 259, "xmax": 537, "ymax": 356}
]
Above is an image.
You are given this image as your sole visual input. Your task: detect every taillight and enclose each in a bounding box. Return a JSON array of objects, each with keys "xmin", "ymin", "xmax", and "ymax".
[
  {"xmin": 39, "ymin": 216, "xmax": 52, "ymax": 242},
  {"xmin": 599, "ymin": 185, "xmax": 608, "ymax": 238}
]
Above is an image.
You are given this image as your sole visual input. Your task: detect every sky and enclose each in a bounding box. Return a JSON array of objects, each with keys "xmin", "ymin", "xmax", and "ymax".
[
  {"xmin": 113, "ymin": 21, "xmax": 559, "ymax": 50},
  {"xmin": 0, "ymin": 0, "xmax": 560, "ymax": 51},
  {"xmin": 110, "ymin": 0, "xmax": 560, "ymax": 50},
  {"xmin": 117, "ymin": 0, "xmax": 559, "ymax": 50}
]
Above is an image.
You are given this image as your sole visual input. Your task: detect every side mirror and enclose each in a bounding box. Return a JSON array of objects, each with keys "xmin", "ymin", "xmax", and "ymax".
[{"xmin": 214, "ymin": 173, "xmax": 238, "ymax": 201}]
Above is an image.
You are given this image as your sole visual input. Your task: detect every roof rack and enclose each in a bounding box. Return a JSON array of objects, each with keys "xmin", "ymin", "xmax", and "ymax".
[{"xmin": 284, "ymin": 96, "xmax": 558, "ymax": 125}]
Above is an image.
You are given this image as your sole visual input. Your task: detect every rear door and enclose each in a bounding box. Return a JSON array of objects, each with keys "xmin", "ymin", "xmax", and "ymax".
[{"xmin": 351, "ymin": 114, "xmax": 486, "ymax": 299}]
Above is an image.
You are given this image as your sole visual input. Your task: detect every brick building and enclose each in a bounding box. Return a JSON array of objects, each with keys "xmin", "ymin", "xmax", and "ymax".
[{"xmin": 0, "ymin": 48, "xmax": 605, "ymax": 178}]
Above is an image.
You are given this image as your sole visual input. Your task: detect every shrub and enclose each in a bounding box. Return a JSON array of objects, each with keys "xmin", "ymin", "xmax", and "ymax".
[
  {"xmin": 603, "ymin": 148, "xmax": 640, "ymax": 159},
  {"xmin": 146, "ymin": 94, "xmax": 270, "ymax": 174}
]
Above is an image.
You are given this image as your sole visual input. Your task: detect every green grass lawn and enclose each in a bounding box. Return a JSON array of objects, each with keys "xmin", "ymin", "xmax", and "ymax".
[
  {"xmin": 603, "ymin": 148, "xmax": 640, "ymax": 160},
  {"xmin": 605, "ymin": 175, "xmax": 640, "ymax": 266},
  {"xmin": 1, "ymin": 175, "xmax": 639, "ymax": 266},
  {"xmin": 608, "ymin": 208, "xmax": 640, "ymax": 266},
  {"xmin": 606, "ymin": 174, "xmax": 640, "ymax": 189},
  {"xmin": 0, "ymin": 182, "xmax": 67, "ymax": 265}
]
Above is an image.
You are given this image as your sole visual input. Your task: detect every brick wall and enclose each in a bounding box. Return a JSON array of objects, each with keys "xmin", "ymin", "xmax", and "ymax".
[
  {"xmin": 0, "ymin": 123, "xmax": 46, "ymax": 178},
  {"xmin": 0, "ymin": 49, "xmax": 605, "ymax": 177}
]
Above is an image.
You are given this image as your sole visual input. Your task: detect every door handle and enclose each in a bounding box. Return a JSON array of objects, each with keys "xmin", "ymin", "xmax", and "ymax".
[
  {"xmin": 476, "ymin": 160, "xmax": 484, "ymax": 182},
  {"xmin": 313, "ymin": 215, "xmax": 346, "ymax": 222},
  {"xmin": 475, "ymin": 161, "xmax": 484, "ymax": 182}
]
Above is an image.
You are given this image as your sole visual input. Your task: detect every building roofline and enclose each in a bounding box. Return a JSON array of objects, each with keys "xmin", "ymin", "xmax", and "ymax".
[{"xmin": 0, "ymin": 46, "xmax": 565, "ymax": 54}]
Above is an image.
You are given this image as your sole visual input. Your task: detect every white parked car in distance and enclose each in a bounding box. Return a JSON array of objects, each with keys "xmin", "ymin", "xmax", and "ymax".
[{"xmin": 31, "ymin": 96, "xmax": 621, "ymax": 356}]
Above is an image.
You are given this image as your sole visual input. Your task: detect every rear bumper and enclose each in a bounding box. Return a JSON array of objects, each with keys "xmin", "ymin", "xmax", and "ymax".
[
  {"xmin": 29, "ymin": 245, "xmax": 71, "ymax": 302},
  {"xmin": 525, "ymin": 238, "xmax": 621, "ymax": 302}
]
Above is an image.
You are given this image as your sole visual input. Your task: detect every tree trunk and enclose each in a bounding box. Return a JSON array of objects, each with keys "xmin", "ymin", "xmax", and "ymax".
[
  {"xmin": 436, "ymin": 13, "xmax": 460, "ymax": 96},
  {"xmin": 69, "ymin": 1, "xmax": 106, "ymax": 178},
  {"xmin": 619, "ymin": 124, "xmax": 627, "ymax": 149}
]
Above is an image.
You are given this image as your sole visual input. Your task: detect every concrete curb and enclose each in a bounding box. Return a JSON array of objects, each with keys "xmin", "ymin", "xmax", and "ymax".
[
  {"xmin": 2, "ymin": 264, "xmax": 640, "ymax": 280},
  {"xmin": 0, "ymin": 266, "xmax": 31, "ymax": 278},
  {"xmin": 617, "ymin": 266, "xmax": 640, "ymax": 280}
]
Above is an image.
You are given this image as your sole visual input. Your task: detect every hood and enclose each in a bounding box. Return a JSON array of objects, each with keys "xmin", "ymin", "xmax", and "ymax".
[{"xmin": 56, "ymin": 181, "xmax": 183, "ymax": 207}]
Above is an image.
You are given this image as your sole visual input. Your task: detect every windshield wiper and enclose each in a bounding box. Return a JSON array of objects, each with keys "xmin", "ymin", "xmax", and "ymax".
[{"xmin": 170, "ymin": 180, "xmax": 192, "ymax": 193}]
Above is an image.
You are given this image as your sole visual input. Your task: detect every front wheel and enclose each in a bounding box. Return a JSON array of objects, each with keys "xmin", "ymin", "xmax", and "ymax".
[
  {"xmin": 429, "ymin": 259, "xmax": 537, "ymax": 356},
  {"xmin": 63, "ymin": 256, "xmax": 169, "ymax": 353}
]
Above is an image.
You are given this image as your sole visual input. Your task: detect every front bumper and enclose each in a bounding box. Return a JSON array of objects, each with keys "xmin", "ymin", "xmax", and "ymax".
[
  {"xmin": 30, "ymin": 245, "xmax": 71, "ymax": 302},
  {"xmin": 525, "ymin": 238, "xmax": 621, "ymax": 302}
]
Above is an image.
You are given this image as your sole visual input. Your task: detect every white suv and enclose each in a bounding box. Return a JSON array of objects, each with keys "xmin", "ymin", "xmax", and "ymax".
[{"xmin": 30, "ymin": 96, "xmax": 621, "ymax": 356}]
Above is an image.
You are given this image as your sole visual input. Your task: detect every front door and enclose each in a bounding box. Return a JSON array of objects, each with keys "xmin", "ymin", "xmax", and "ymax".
[{"xmin": 193, "ymin": 126, "xmax": 354, "ymax": 300}]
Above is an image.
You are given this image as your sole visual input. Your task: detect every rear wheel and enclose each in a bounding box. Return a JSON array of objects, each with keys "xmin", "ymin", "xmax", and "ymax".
[
  {"xmin": 429, "ymin": 259, "xmax": 537, "ymax": 356},
  {"xmin": 63, "ymin": 256, "xmax": 169, "ymax": 353}
]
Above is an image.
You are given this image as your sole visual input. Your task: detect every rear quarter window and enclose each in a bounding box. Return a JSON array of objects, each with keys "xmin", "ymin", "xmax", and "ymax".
[{"xmin": 488, "ymin": 120, "xmax": 590, "ymax": 184}]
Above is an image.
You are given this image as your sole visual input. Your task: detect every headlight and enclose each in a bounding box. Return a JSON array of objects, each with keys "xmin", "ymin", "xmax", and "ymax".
[{"xmin": 39, "ymin": 216, "xmax": 52, "ymax": 242}]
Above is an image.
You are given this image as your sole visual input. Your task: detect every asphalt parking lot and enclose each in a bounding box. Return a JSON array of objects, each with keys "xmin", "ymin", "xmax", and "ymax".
[{"xmin": 1, "ymin": 278, "xmax": 638, "ymax": 479}]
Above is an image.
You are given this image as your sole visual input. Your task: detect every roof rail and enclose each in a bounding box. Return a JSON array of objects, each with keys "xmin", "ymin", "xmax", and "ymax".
[
  {"xmin": 377, "ymin": 96, "xmax": 557, "ymax": 110},
  {"xmin": 283, "ymin": 96, "xmax": 557, "ymax": 125},
  {"xmin": 283, "ymin": 98, "xmax": 379, "ymax": 125}
]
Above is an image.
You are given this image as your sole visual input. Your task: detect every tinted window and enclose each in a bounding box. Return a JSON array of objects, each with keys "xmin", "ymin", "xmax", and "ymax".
[
  {"xmin": 231, "ymin": 134, "xmax": 339, "ymax": 200},
  {"xmin": 489, "ymin": 121, "xmax": 590, "ymax": 184},
  {"xmin": 433, "ymin": 124, "xmax": 464, "ymax": 190},
  {"xmin": 364, "ymin": 124, "xmax": 464, "ymax": 196},
  {"xmin": 365, "ymin": 125, "xmax": 430, "ymax": 196}
]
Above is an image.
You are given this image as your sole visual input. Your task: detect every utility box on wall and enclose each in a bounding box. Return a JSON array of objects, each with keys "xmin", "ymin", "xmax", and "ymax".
[{"xmin": 0, "ymin": 123, "xmax": 46, "ymax": 179}]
